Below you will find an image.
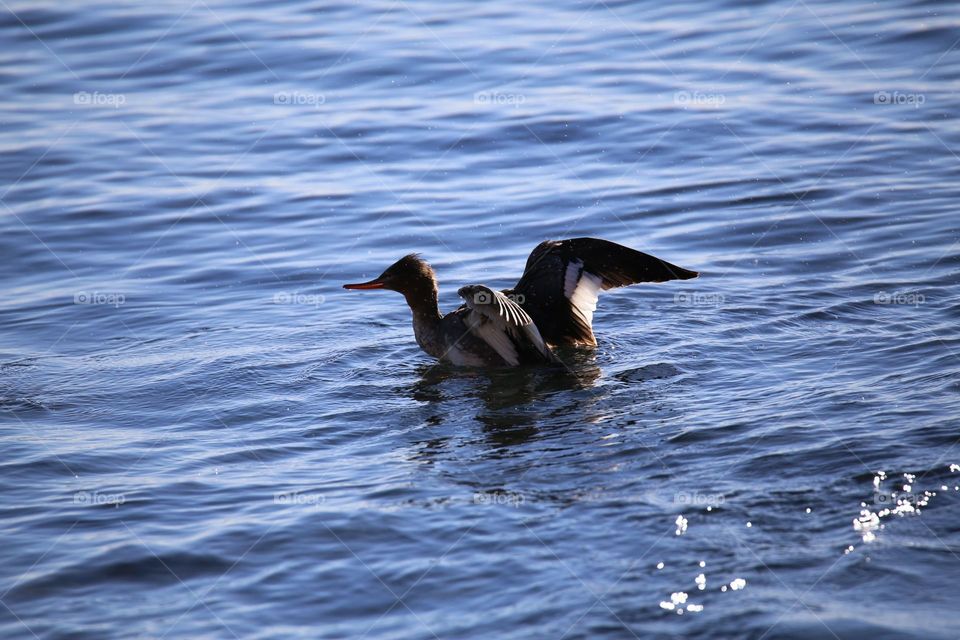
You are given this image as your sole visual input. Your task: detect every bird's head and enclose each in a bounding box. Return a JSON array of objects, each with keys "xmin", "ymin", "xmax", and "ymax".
[{"xmin": 343, "ymin": 254, "xmax": 438, "ymax": 306}]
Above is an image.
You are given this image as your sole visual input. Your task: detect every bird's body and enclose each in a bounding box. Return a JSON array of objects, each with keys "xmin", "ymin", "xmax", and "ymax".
[{"xmin": 343, "ymin": 238, "xmax": 698, "ymax": 368}]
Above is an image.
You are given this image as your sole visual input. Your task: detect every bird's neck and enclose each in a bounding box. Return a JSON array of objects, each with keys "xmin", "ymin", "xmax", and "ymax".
[{"xmin": 403, "ymin": 287, "xmax": 444, "ymax": 359}]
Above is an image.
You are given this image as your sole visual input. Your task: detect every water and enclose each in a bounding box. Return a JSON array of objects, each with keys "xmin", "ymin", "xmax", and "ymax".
[{"xmin": 2, "ymin": 0, "xmax": 959, "ymax": 637}]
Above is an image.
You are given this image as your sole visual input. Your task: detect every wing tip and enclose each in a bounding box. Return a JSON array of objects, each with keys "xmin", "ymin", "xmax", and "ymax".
[{"xmin": 655, "ymin": 258, "xmax": 698, "ymax": 282}]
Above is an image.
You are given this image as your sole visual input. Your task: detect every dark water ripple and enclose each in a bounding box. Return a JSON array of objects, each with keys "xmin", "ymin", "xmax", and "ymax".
[{"xmin": 2, "ymin": 0, "xmax": 960, "ymax": 638}]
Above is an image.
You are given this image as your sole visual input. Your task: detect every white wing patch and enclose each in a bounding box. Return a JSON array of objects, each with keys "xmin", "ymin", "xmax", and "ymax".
[
  {"xmin": 466, "ymin": 314, "xmax": 521, "ymax": 366},
  {"xmin": 563, "ymin": 259, "xmax": 582, "ymax": 298},
  {"xmin": 565, "ymin": 260, "xmax": 603, "ymax": 330}
]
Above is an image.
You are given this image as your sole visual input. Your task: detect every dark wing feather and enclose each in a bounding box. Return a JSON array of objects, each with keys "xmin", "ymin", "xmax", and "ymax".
[{"xmin": 512, "ymin": 238, "xmax": 698, "ymax": 346}]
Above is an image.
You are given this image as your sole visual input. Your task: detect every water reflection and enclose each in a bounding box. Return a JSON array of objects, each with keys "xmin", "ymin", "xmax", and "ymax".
[{"xmin": 407, "ymin": 350, "xmax": 604, "ymax": 447}]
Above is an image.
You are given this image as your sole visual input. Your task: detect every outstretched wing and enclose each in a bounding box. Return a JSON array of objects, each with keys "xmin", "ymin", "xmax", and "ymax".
[
  {"xmin": 457, "ymin": 285, "xmax": 555, "ymax": 366},
  {"xmin": 512, "ymin": 238, "xmax": 698, "ymax": 346}
]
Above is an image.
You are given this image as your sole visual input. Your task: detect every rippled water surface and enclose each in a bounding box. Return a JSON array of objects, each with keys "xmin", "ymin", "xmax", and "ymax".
[{"xmin": 2, "ymin": 0, "xmax": 960, "ymax": 638}]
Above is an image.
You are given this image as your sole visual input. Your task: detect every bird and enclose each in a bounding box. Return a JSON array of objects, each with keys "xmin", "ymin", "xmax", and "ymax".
[{"xmin": 343, "ymin": 237, "xmax": 698, "ymax": 367}]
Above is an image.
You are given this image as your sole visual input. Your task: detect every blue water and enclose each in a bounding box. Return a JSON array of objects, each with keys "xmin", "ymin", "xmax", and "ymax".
[{"xmin": 2, "ymin": 0, "xmax": 959, "ymax": 638}]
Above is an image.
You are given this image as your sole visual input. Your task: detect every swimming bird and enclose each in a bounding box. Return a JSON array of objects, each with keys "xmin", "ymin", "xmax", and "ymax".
[{"xmin": 343, "ymin": 238, "xmax": 698, "ymax": 367}]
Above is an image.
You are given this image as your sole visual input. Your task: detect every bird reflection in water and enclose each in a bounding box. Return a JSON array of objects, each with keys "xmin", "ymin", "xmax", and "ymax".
[{"xmin": 407, "ymin": 347, "xmax": 605, "ymax": 453}]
